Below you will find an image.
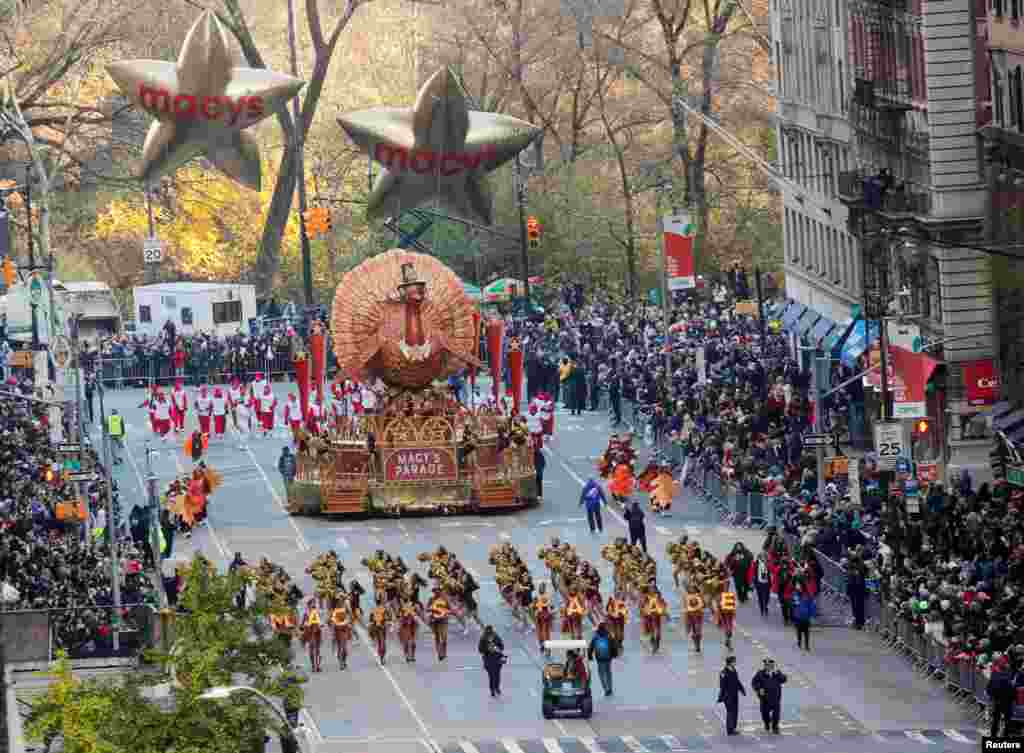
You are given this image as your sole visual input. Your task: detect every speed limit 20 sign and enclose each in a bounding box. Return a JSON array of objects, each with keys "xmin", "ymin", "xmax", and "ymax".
[{"xmin": 874, "ymin": 421, "xmax": 908, "ymax": 470}]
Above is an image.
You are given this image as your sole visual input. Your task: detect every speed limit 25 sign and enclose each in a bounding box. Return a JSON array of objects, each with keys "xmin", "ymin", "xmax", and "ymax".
[{"xmin": 874, "ymin": 421, "xmax": 908, "ymax": 470}]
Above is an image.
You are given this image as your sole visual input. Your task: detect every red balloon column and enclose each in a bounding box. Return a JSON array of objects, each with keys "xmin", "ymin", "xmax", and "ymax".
[
  {"xmin": 486, "ymin": 318, "xmax": 505, "ymax": 404},
  {"xmin": 507, "ymin": 337, "xmax": 524, "ymax": 415},
  {"xmin": 310, "ymin": 322, "xmax": 326, "ymax": 403}
]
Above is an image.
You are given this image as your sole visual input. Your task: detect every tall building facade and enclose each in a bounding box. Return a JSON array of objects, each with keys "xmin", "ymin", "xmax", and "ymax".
[{"xmin": 773, "ymin": 0, "xmax": 999, "ymax": 480}]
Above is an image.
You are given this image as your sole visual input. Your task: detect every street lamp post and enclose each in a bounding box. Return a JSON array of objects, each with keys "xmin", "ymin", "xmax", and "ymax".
[{"xmin": 199, "ymin": 685, "xmax": 303, "ymax": 752}]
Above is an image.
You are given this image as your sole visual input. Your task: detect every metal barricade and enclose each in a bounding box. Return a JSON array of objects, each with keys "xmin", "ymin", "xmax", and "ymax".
[
  {"xmin": 733, "ymin": 490, "xmax": 749, "ymax": 519},
  {"xmin": 748, "ymin": 493, "xmax": 766, "ymax": 527},
  {"xmin": 925, "ymin": 637, "xmax": 946, "ymax": 679},
  {"xmin": 0, "ymin": 604, "xmax": 155, "ymax": 663}
]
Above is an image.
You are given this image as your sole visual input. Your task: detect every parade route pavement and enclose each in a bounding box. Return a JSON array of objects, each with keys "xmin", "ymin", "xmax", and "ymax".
[{"xmin": 94, "ymin": 383, "xmax": 980, "ymax": 752}]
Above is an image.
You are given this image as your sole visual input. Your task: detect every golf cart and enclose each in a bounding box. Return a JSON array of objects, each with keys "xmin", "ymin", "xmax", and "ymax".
[{"xmin": 541, "ymin": 639, "xmax": 593, "ymax": 719}]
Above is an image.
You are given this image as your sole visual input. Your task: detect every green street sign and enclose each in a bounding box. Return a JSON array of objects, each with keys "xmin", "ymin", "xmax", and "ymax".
[
  {"xmin": 648, "ymin": 288, "xmax": 661, "ymax": 305},
  {"xmin": 1009, "ymin": 464, "xmax": 1024, "ymax": 488}
]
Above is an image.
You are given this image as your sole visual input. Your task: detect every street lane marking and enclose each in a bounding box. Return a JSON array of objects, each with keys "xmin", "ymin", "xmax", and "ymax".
[
  {"xmin": 299, "ymin": 708, "xmax": 324, "ymax": 745},
  {"xmin": 460, "ymin": 743, "xmax": 483, "ymax": 753},
  {"xmin": 943, "ymin": 730, "xmax": 972, "ymax": 743},
  {"xmin": 659, "ymin": 735, "xmax": 684, "ymax": 751},
  {"xmin": 578, "ymin": 737, "xmax": 603, "ymax": 753},
  {"xmin": 499, "ymin": 532, "xmax": 512, "ymax": 540},
  {"xmin": 501, "ymin": 739, "xmax": 527, "ymax": 753},
  {"xmin": 337, "ymin": 536, "xmax": 349, "ymax": 549},
  {"xmin": 656, "ymin": 526, "xmax": 672, "ymax": 535},
  {"xmin": 542, "ymin": 739, "xmax": 564, "ymax": 753},
  {"xmin": 244, "ymin": 446, "xmax": 310, "ymax": 552},
  {"xmin": 353, "ymin": 623, "xmax": 440, "ymax": 752},
  {"xmin": 465, "ymin": 534, "xmax": 480, "ymax": 541},
  {"xmin": 621, "ymin": 736, "xmax": 649, "ymax": 753}
]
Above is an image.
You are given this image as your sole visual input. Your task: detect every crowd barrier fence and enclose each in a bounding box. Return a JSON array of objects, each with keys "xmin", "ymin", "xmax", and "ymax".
[
  {"xmin": 90, "ymin": 353, "xmax": 342, "ymax": 389},
  {"xmin": 694, "ymin": 464, "xmax": 1024, "ymax": 726},
  {"xmin": 0, "ymin": 604, "xmax": 159, "ymax": 664}
]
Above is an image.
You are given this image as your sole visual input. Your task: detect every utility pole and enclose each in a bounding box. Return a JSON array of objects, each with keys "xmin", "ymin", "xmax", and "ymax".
[
  {"xmin": 513, "ymin": 157, "xmax": 531, "ymax": 303},
  {"xmin": 287, "ymin": 0, "xmax": 315, "ymax": 307},
  {"xmin": 26, "ymin": 167, "xmax": 39, "ymax": 351},
  {"xmin": 813, "ymin": 351, "xmax": 829, "ymax": 501},
  {"xmin": 97, "ymin": 370, "xmax": 122, "ymax": 652},
  {"xmin": 144, "ymin": 444, "xmax": 162, "ymax": 578},
  {"xmin": 755, "ymin": 267, "xmax": 768, "ymax": 349},
  {"xmin": 659, "ymin": 215, "xmax": 673, "ymax": 380}
]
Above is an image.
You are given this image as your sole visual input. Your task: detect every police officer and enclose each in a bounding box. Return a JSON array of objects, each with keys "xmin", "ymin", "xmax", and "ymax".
[
  {"xmin": 752, "ymin": 658, "xmax": 787, "ymax": 734},
  {"xmin": 717, "ymin": 655, "xmax": 746, "ymax": 735}
]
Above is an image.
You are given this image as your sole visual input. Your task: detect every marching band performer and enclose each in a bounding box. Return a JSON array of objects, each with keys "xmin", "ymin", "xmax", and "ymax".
[
  {"xmin": 308, "ymin": 394, "xmax": 324, "ymax": 435},
  {"xmin": 427, "ymin": 586, "xmax": 450, "ymax": 661},
  {"xmin": 527, "ymin": 402, "xmax": 544, "ymax": 450},
  {"xmin": 259, "ymin": 384, "xmax": 277, "ymax": 437},
  {"xmin": 368, "ymin": 596, "xmax": 390, "ymax": 664},
  {"xmin": 539, "ymin": 391, "xmax": 554, "ymax": 436},
  {"xmin": 211, "ymin": 387, "xmax": 228, "ymax": 439},
  {"xmin": 718, "ymin": 589, "xmax": 737, "ymax": 650},
  {"xmin": 171, "ymin": 379, "xmax": 188, "ymax": 433},
  {"xmin": 399, "ymin": 599, "xmax": 419, "ymax": 663},
  {"xmin": 685, "ymin": 584, "xmax": 705, "ymax": 653},
  {"xmin": 532, "ymin": 583, "xmax": 554, "ymax": 655},
  {"xmin": 561, "ymin": 583, "xmax": 586, "ymax": 640},
  {"xmin": 251, "ymin": 371, "xmax": 268, "ymax": 400},
  {"xmin": 284, "ymin": 394, "xmax": 303, "ymax": 442},
  {"xmin": 641, "ymin": 585, "xmax": 668, "ymax": 653},
  {"xmin": 330, "ymin": 599, "xmax": 353, "ymax": 670},
  {"xmin": 605, "ymin": 591, "xmax": 629, "ymax": 647},
  {"xmin": 195, "ymin": 385, "xmax": 213, "ymax": 435},
  {"xmin": 301, "ymin": 597, "xmax": 324, "ymax": 673}
]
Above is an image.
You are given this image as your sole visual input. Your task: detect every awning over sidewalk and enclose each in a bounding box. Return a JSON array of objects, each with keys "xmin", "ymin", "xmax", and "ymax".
[
  {"xmin": 780, "ymin": 303, "xmax": 808, "ymax": 332},
  {"xmin": 794, "ymin": 309, "xmax": 821, "ymax": 338},
  {"xmin": 810, "ymin": 316, "xmax": 837, "ymax": 346},
  {"xmin": 838, "ymin": 319, "xmax": 879, "ymax": 368}
]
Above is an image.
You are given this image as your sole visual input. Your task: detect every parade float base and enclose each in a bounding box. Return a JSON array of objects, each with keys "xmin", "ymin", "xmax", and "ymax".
[{"xmin": 286, "ymin": 414, "xmax": 539, "ymax": 517}]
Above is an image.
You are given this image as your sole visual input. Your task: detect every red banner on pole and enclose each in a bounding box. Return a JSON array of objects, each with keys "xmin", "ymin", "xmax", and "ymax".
[
  {"xmin": 310, "ymin": 325, "xmax": 326, "ymax": 403},
  {"xmin": 888, "ymin": 345, "xmax": 940, "ymax": 419},
  {"xmin": 963, "ymin": 359, "xmax": 999, "ymax": 406},
  {"xmin": 486, "ymin": 318, "xmax": 505, "ymax": 403},
  {"xmin": 663, "ymin": 214, "xmax": 696, "ymax": 291},
  {"xmin": 294, "ymin": 356, "xmax": 310, "ymax": 422},
  {"xmin": 508, "ymin": 337, "xmax": 524, "ymax": 415}
]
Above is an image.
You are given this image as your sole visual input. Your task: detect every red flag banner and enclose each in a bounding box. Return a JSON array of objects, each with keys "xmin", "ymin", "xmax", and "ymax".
[
  {"xmin": 889, "ymin": 345, "xmax": 940, "ymax": 419},
  {"xmin": 508, "ymin": 337, "xmax": 524, "ymax": 415},
  {"xmin": 486, "ymin": 318, "xmax": 505, "ymax": 403},
  {"xmin": 663, "ymin": 213, "xmax": 696, "ymax": 291},
  {"xmin": 310, "ymin": 326, "xmax": 326, "ymax": 402},
  {"xmin": 963, "ymin": 359, "xmax": 999, "ymax": 406},
  {"xmin": 294, "ymin": 355, "xmax": 311, "ymax": 422}
]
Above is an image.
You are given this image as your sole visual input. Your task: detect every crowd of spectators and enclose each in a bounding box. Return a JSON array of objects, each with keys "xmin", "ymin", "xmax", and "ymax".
[{"xmin": 0, "ymin": 384, "xmax": 158, "ymax": 658}]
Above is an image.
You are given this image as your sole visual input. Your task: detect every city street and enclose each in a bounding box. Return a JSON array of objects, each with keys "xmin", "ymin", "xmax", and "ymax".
[{"xmin": 97, "ymin": 383, "xmax": 981, "ymax": 753}]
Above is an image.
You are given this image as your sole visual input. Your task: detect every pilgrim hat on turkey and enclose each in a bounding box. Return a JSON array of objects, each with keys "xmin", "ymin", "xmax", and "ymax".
[{"xmin": 398, "ymin": 262, "xmax": 427, "ymax": 290}]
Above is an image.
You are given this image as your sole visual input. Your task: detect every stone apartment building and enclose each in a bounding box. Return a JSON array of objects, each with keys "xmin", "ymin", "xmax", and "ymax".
[{"xmin": 772, "ymin": 0, "xmax": 1002, "ymax": 480}]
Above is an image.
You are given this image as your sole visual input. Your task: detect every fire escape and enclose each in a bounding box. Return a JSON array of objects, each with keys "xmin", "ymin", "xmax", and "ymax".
[{"xmin": 839, "ymin": 0, "xmax": 931, "ymax": 219}]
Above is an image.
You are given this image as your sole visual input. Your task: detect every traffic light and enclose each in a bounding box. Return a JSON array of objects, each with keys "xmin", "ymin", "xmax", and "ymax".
[
  {"xmin": 1, "ymin": 256, "xmax": 14, "ymax": 288},
  {"xmin": 527, "ymin": 215, "xmax": 540, "ymax": 249},
  {"xmin": 913, "ymin": 419, "xmax": 930, "ymax": 435}
]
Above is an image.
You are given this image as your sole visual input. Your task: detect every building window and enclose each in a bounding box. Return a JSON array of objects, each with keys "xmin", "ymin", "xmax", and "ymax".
[
  {"xmin": 139, "ymin": 305, "xmax": 151, "ymax": 323},
  {"xmin": 995, "ymin": 65, "xmax": 1006, "ymax": 126},
  {"xmin": 181, "ymin": 307, "xmax": 193, "ymax": 326},
  {"xmin": 212, "ymin": 300, "xmax": 242, "ymax": 325}
]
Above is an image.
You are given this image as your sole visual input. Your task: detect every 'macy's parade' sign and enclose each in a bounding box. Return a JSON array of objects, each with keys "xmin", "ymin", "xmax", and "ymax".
[{"xmin": 384, "ymin": 448, "xmax": 457, "ymax": 482}]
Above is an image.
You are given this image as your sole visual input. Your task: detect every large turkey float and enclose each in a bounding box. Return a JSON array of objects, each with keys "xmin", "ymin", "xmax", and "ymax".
[{"xmin": 289, "ymin": 249, "xmax": 539, "ymax": 517}]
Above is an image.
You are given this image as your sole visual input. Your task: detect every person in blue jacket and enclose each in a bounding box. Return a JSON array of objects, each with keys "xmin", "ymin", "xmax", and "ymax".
[
  {"xmin": 791, "ymin": 583, "xmax": 817, "ymax": 651},
  {"xmin": 579, "ymin": 478, "xmax": 607, "ymax": 533}
]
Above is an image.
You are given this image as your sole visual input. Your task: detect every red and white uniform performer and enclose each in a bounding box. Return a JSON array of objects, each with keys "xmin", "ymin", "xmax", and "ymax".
[
  {"xmin": 195, "ymin": 386, "xmax": 213, "ymax": 435},
  {"xmin": 284, "ymin": 394, "xmax": 302, "ymax": 437},
  {"xmin": 307, "ymin": 397, "xmax": 324, "ymax": 434},
  {"xmin": 153, "ymin": 391, "xmax": 172, "ymax": 439},
  {"xmin": 236, "ymin": 396, "xmax": 253, "ymax": 438},
  {"xmin": 526, "ymin": 403, "xmax": 544, "ymax": 449},
  {"xmin": 171, "ymin": 380, "xmax": 188, "ymax": 432},
  {"xmin": 352, "ymin": 382, "xmax": 364, "ymax": 415},
  {"xmin": 539, "ymin": 391, "xmax": 555, "ymax": 436},
  {"xmin": 259, "ymin": 385, "xmax": 277, "ymax": 434},
  {"xmin": 251, "ymin": 372, "xmax": 268, "ymax": 400},
  {"xmin": 140, "ymin": 386, "xmax": 159, "ymax": 433},
  {"xmin": 228, "ymin": 378, "xmax": 244, "ymax": 410},
  {"xmin": 211, "ymin": 388, "xmax": 228, "ymax": 437},
  {"xmin": 331, "ymin": 380, "xmax": 347, "ymax": 417}
]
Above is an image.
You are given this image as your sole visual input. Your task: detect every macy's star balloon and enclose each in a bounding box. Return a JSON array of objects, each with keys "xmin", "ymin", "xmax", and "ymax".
[
  {"xmin": 338, "ymin": 68, "xmax": 542, "ymax": 224},
  {"xmin": 106, "ymin": 11, "xmax": 304, "ymax": 191}
]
